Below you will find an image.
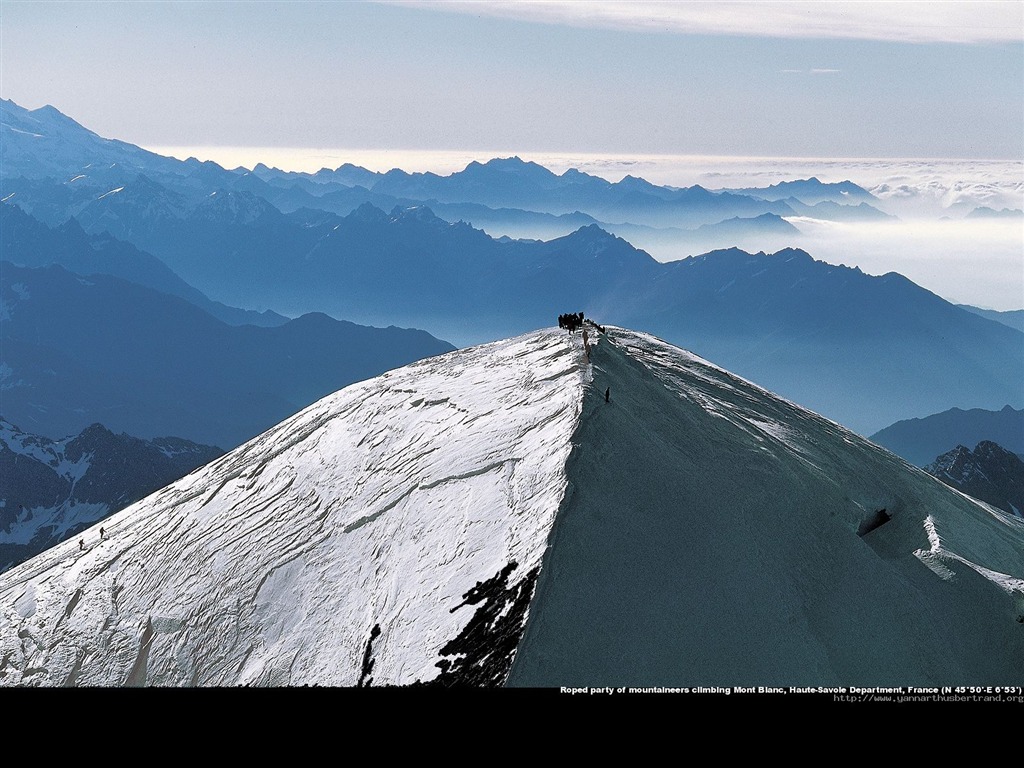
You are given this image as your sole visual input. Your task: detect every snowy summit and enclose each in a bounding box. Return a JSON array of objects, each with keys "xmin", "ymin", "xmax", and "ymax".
[{"xmin": 0, "ymin": 327, "xmax": 1021, "ymax": 687}]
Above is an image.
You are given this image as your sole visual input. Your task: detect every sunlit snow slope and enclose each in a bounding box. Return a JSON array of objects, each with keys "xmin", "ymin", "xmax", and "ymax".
[
  {"xmin": 1, "ymin": 327, "xmax": 1022, "ymax": 687},
  {"xmin": 0, "ymin": 330, "xmax": 586, "ymax": 686}
]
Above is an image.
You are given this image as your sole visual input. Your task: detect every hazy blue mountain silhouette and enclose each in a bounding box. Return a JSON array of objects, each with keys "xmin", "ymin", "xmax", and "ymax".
[
  {"xmin": 0, "ymin": 262, "xmax": 454, "ymax": 447},
  {"xmin": 871, "ymin": 405, "xmax": 1024, "ymax": 466},
  {"xmin": 71, "ymin": 173, "xmax": 192, "ymax": 236},
  {"xmin": 0, "ymin": 175, "xmax": 132, "ymax": 228},
  {"xmin": 725, "ymin": 177, "xmax": 879, "ymax": 205},
  {"xmin": 192, "ymin": 151, "xmax": 809, "ymax": 229},
  {"xmin": 251, "ymin": 181, "xmax": 409, "ymax": 218},
  {"xmin": 5, "ymin": 166, "xmax": 808, "ymax": 279},
  {"xmin": 307, "ymin": 162, "xmax": 383, "ymax": 188},
  {"xmin": 62, "ymin": 186, "xmax": 327, "ymax": 306},
  {"xmin": 2, "ymin": 99, "xmax": 892, "ymax": 272},
  {"xmin": 421, "ymin": 202, "xmax": 600, "ymax": 239},
  {"xmin": 958, "ymin": 306, "xmax": 1024, "ymax": 333},
  {"xmin": 580, "ymin": 213, "xmax": 803, "ymax": 263},
  {"xmin": 3, "ymin": 99, "xmax": 1020, "ymax": 436},
  {"xmin": 782, "ymin": 198, "xmax": 896, "ymax": 221},
  {"xmin": 2, "ymin": 100, "xmax": 886, "ymax": 236},
  {"xmin": 924, "ymin": 440, "xmax": 1024, "ymax": 517},
  {"xmin": 607, "ymin": 248, "xmax": 1023, "ymax": 435},
  {"xmin": 1, "ymin": 202, "xmax": 287, "ymax": 326},
  {"xmin": 364, "ymin": 158, "xmax": 800, "ymax": 227},
  {"xmin": 420, "ymin": 205, "xmax": 801, "ymax": 255},
  {"xmin": 966, "ymin": 206, "xmax": 1023, "ymax": 219},
  {"xmin": 44, "ymin": 194, "xmax": 1015, "ymax": 436},
  {"xmin": 290, "ymin": 210, "xmax": 660, "ymax": 343},
  {"xmin": 688, "ymin": 212, "xmax": 801, "ymax": 241},
  {"xmin": 96, "ymin": 196, "xmax": 1016, "ymax": 436}
]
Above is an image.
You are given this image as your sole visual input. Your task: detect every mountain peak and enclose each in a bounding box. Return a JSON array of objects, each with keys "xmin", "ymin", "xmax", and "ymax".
[
  {"xmin": 56, "ymin": 216, "xmax": 88, "ymax": 238},
  {"xmin": 1, "ymin": 326, "xmax": 1020, "ymax": 686},
  {"xmin": 194, "ymin": 189, "xmax": 280, "ymax": 224},
  {"xmin": 925, "ymin": 439, "xmax": 1024, "ymax": 517},
  {"xmin": 772, "ymin": 247, "xmax": 814, "ymax": 262},
  {"xmin": 31, "ymin": 104, "xmax": 82, "ymax": 128},
  {"xmin": 571, "ymin": 222, "xmax": 614, "ymax": 239},
  {"xmin": 550, "ymin": 224, "xmax": 645, "ymax": 262},
  {"xmin": 347, "ymin": 202, "xmax": 389, "ymax": 224},
  {"xmin": 460, "ymin": 156, "xmax": 558, "ymax": 182},
  {"xmin": 389, "ymin": 205, "xmax": 440, "ymax": 224},
  {"xmin": 481, "ymin": 156, "xmax": 528, "ymax": 168}
]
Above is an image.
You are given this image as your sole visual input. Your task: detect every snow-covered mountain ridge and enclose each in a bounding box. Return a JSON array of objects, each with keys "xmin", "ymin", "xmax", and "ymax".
[
  {"xmin": 1, "ymin": 328, "xmax": 1021, "ymax": 687},
  {"xmin": 0, "ymin": 329, "xmax": 587, "ymax": 686}
]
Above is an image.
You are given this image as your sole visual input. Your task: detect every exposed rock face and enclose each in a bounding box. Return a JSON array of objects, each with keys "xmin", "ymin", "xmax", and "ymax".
[
  {"xmin": 0, "ymin": 419, "xmax": 223, "ymax": 572},
  {"xmin": 925, "ymin": 440, "xmax": 1024, "ymax": 518}
]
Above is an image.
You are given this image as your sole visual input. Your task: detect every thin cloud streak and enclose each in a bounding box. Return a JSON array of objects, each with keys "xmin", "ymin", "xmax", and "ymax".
[{"xmin": 386, "ymin": 1, "xmax": 1024, "ymax": 44}]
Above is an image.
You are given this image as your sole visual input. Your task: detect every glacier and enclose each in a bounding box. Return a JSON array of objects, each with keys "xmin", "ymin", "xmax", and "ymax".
[{"xmin": 0, "ymin": 327, "xmax": 1021, "ymax": 687}]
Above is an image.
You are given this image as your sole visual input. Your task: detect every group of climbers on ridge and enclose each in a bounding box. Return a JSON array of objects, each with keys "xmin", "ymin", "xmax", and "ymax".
[
  {"xmin": 558, "ymin": 312, "xmax": 585, "ymax": 333},
  {"xmin": 557, "ymin": 312, "xmax": 606, "ymax": 335},
  {"xmin": 556, "ymin": 311, "xmax": 608, "ymax": 399}
]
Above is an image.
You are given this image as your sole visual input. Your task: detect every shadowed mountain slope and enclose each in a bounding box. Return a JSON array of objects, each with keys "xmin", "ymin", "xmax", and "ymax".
[{"xmin": 0, "ymin": 262, "xmax": 454, "ymax": 447}]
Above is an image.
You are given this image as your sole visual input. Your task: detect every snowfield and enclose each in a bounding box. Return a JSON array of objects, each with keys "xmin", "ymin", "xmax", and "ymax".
[
  {"xmin": 0, "ymin": 329, "xmax": 587, "ymax": 686},
  {"xmin": 1, "ymin": 327, "xmax": 1021, "ymax": 687}
]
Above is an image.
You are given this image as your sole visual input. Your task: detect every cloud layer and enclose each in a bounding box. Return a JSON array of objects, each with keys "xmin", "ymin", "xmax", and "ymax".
[{"xmin": 393, "ymin": 1, "xmax": 1023, "ymax": 44}]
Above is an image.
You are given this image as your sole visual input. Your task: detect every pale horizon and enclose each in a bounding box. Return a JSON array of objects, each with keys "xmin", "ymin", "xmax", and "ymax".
[
  {"xmin": 144, "ymin": 143, "xmax": 1024, "ymax": 181},
  {"xmin": 3, "ymin": 1, "xmax": 1021, "ymax": 159}
]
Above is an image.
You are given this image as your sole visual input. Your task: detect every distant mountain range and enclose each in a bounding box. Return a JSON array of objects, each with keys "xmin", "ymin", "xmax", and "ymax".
[
  {"xmin": 0, "ymin": 418, "xmax": 222, "ymax": 572},
  {"xmin": 958, "ymin": 305, "xmax": 1024, "ymax": 334},
  {"xmin": 1, "ymin": 98, "xmax": 1020, "ymax": 437},
  {"xmin": 1, "ymin": 98, "xmax": 890, "ymax": 239},
  {"xmin": 1, "ymin": 202, "xmax": 287, "ymax": 327},
  {"xmin": 723, "ymin": 178, "xmax": 880, "ymax": 206},
  {"xmin": 966, "ymin": 206, "xmax": 1023, "ymax": 219},
  {"xmin": 274, "ymin": 157, "xmax": 806, "ymax": 228},
  {"xmin": 0, "ymin": 260, "xmax": 455, "ymax": 447},
  {"xmin": 871, "ymin": 405, "xmax": 1024, "ymax": 467},
  {"xmin": 58, "ymin": 196, "xmax": 1011, "ymax": 436},
  {"xmin": 925, "ymin": 441, "xmax": 1023, "ymax": 518}
]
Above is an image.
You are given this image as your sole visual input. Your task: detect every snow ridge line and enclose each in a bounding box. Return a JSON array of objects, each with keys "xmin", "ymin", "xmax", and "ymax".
[{"xmin": 914, "ymin": 514, "xmax": 1024, "ymax": 594}]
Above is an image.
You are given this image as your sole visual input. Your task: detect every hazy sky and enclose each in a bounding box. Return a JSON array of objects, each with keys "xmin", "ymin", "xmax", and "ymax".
[{"xmin": 2, "ymin": 0, "xmax": 1022, "ymax": 159}]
